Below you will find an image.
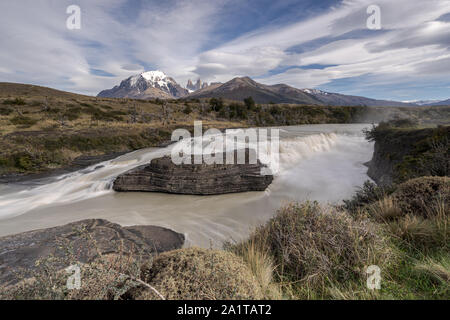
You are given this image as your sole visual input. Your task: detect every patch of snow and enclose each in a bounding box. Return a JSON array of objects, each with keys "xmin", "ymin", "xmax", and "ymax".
[
  {"xmin": 403, "ymin": 99, "xmax": 439, "ymax": 105},
  {"xmin": 128, "ymin": 70, "xmax": 175, "ymax": 91},
  {"xmin": 302, "ymin": 88, "xmax": 329, "ymax": 95}
]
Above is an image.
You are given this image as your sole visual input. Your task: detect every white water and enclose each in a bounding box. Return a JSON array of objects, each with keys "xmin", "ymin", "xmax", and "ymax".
[{"xmin": 0, "ymin": 124, "xmax": 373, "ymax": 247}]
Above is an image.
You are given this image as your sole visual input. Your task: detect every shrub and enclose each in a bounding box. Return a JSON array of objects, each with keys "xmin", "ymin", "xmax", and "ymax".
[
  {"xmin": 209, "ymin": 97, "xmax": 224, "ymax": 112},
  {"xmin": 182, "ymin": 105, "xmax": 192, "ymax": 114},
  {"xmin": 244, "ymin": 96, "xmax": 256, "ymax": 110},
  {"xmin": 9, "ymin": 116, "xmax": 38, "ymax": 127},
  {"xmin": 2, "ymin": 98, "xmax": 26, "ymax": 106},
  {"xmin": 137, "ymin": 248, "xmax": 262, "ymax": 300},
  {"xmin": 241, "ymin": 202, "xmax": 392, "ymax": 289},
  {"xmin": 392, "ymin": 176, "xmax": 449, "ymax": 218},
  {"xmin": 0, "ymin": 107, "xmax": 12, "ymax": 115},
  {"xmin": 343, "ymin": 180, "xmax": 394, "ymax": 213}
]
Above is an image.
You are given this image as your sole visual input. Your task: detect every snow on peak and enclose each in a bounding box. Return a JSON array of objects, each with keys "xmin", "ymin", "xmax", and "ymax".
[
  {"xmin": 141, "ymin": 70, "xmax": 167, "ymax": 81},
  {"xmin": 302, "ymin": 88, "xmax": 328, "ymax": 95},
  {"xmin": 129, "ymin": 70, "xmax": 173, "ymax": 89}
]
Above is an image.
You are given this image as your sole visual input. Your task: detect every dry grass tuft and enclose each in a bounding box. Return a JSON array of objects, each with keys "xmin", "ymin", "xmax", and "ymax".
[
  {"xmin": 226, "ymin": 237, "xmax": 282, "ymax": 299},
  {"xmin": 384, "ymin": 188, "xmax": 448, "ymax": 251},
  {"xmin": 367, "ymin": 196, "xmax": 403, "ymax": 222}
]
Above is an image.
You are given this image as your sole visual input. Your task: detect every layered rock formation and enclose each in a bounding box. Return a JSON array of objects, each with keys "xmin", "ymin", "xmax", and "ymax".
[
  {"xmin": 0, "ymin": 219, "xmax": 184, "ymax": 286},
  {"xmin": 113, "ymin": 149, "xmax": 273, "ymax": 195}
]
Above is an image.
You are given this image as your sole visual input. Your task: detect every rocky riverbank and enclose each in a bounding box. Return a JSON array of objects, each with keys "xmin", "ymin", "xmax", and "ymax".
[
  {"xmin": 0, "ymin": 219, "xmax": 184, "ymax": 286},
  {"xmin": 113, "ymin": 149, "xmax": 273, "ymax": 195},
  {"xmin": 366, "ymin": 122, "xmax": 449, "ymax": 186}
]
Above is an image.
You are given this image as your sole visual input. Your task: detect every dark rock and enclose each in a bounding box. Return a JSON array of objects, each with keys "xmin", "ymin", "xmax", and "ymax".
[
  {"xmin": 113, "ymin": 149, "xmax": 273, "ymax": 195},
  {"xmin": 0, "ymin": 219, "xmax": 184, "ymax": 286}
]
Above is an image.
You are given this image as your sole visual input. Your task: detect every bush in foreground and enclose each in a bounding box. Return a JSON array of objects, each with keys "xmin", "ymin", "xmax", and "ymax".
[
  {"xmin": 234, "ymin": 202, "xmax": 393, "ymax": 298},
  {"xmin": 135, "ymin": 248, "xmax": 263, "ymax": 300},
  {"xmin": 392, "ymin": 176, "xmax": 449, "ymax": 218}
]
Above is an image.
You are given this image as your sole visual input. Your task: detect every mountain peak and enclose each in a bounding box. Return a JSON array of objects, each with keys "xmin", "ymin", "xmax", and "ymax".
[
  {"xmin": 140, "ymin": 70, "xmax": 167, "ymax": 81},
  {"xmin": 98, "ymin": 70, "xmax": 188, "ymax": 99},
  {"xmin": 186, "ymin": 78, "xmax": 208, "ymax": 92}
]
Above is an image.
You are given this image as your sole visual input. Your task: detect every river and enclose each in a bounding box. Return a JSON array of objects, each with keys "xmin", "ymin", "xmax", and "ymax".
[{"xmin": 0, "ymin": 124, "xmax": 373, "ymax": 247}]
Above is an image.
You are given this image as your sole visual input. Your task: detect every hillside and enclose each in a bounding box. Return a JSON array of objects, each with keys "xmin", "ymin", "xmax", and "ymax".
[
  {"xmin": 187, "ymin": 77, "xmax": 321, "ymax": 105},
  {"xmin": 0, "ymin": 82, "xmax": 90, "ymax": 99},
  {"xmin": 187, "ymin": 76, "xmax": 414, "ymax": 107}
]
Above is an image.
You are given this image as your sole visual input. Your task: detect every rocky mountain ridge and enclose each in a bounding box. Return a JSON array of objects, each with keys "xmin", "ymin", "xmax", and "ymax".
[{"xmin": 97, "ymin": 71, "xmax": 448, "ymax": 107}]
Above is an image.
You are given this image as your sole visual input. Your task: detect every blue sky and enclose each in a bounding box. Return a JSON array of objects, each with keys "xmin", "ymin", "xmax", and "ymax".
[{"xmin": 0, "ymin": 0, "xmax": 449, "ymax": 101}]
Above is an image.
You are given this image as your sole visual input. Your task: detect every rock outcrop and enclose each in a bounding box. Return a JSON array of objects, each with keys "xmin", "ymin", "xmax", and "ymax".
[
  {"xmin": 366, "ymin": 125, "xmax": 450, "ymax": 186},
  {"xmin": 113, "ymin": 149, "xmax": 273, "ymax": 195},
  {"xmin": 0, "ymin": 219, "xmax": 184, "ymax": 286},
  {"xmin": 186, "ymin": 79, "xmax": 208, "ymax": 92}
]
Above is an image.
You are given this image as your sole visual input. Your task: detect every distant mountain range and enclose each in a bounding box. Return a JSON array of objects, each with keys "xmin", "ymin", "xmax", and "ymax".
[
  {"xmin": 424, "ymin": 99, "xmax": 450, "ymax": 106},
  {"xmin": 97, "ymin": 70, "xmax": 449, "ymax": 107}
]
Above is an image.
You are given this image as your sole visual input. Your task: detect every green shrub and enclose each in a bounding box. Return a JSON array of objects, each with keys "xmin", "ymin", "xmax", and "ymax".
[
  {"xmin": 182, "ymin": 105, "xmax": 192, "ymax": 114},
  {"xmin": 3, "ymin": 98, "xmax": 26, "ymax": 106},
  {"xmin": 0, "ymin": 107, "xmax": 13, "ymax": 115},
  {"xmin": 209, "ymin": 97, "xmax": 224, "ymax": 112},
  {"xmin": 244, "ymin": 96, "xmax": 256, "ymax": 110},
  {"xmin": 343, "ymin": 180, "xmax": 395, "ymax": 213},
  {"xmin": 13, "ymin": 153, "xmax": 34, "ymax": 171},
  {"xmin": 9, "ymin": 116, "xmax": 38, "ymax": 127}
]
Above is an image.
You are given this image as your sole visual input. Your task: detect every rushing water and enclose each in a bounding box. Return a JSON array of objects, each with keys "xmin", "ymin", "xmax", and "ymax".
[{"xmin": 0, "ymin": 124, "xmax": 373, "ymax": 247}]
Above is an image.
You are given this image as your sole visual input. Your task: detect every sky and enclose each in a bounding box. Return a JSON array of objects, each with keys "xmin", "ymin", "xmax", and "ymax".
[{"xmin": 0, "ymin": 0, "xmax": 449, "ymax": 101}]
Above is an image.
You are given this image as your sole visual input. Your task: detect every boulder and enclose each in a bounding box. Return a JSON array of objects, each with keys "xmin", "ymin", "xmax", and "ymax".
[
  {"xmin": 113, "ymin": 149, "xmax": 273, "ymax": 195},
  {"xmin": 0, "ymin": 219, "xmax": 184, "ymax": 286}
]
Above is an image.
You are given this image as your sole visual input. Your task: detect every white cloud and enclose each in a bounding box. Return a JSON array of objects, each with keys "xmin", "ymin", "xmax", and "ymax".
[
  {"xmin": 0, "ymin": 0, "xmax": 223, "ymax": 95},
  {"xmin": 0, "ymin": 0, "xmax": 449, "ymax": 99},
  {"xmin": 193, "ymin": 0, "xmax": 450, "ymax": 94}
]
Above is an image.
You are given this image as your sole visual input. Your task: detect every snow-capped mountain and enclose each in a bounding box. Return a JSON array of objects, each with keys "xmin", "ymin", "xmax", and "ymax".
[{"xmin": 97, "ymin": 71, "xmax": 188, "ymax": 99}]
